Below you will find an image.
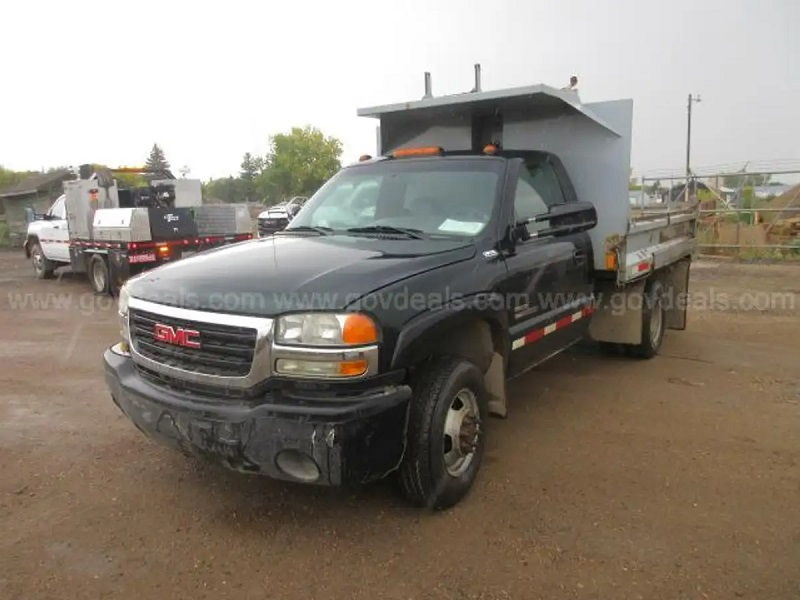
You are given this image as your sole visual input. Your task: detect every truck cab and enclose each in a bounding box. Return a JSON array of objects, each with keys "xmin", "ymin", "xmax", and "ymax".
[
  {"xmin": 25, "ymin": 194, "xmax": 71, "ymax": 278},
  {"xmin": 104, "ymin": 81, "xmax": 694, "ymax": 509}
]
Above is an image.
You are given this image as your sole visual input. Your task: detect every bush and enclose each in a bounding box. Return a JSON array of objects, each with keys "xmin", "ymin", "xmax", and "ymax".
[{"xmin": 0, "ymin": 221, "xmax": 10, "ymax": 247}]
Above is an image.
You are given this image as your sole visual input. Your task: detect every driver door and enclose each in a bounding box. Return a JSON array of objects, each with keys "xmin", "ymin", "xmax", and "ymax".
[
  {"xmin": 39, "ymin": 195, "xmax": 70, "ymax": 262},
  {"xmin": 502, "ymin": 157, "xmax": 593, "ymax": 376}
]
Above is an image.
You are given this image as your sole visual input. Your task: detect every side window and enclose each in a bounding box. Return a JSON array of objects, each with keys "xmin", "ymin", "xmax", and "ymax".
[
  {"xmin": 49, "ymin": 196, "xmax": 66, "ymax": 220},
  {"xmin": 528, "ymin": 162, "xmax": 566, "ymax": 207},
  {"xmin": 514, "ymin": 169, "xmax": 549, "ymax": 235},
  {"xmin": 514, "ymin": 161, "xmax": 567, "ymax": 237}
]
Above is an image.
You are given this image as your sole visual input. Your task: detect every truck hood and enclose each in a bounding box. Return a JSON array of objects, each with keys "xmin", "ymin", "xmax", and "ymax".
[{"xmin": 127, "ymin": 234, "xmax": 475, "ymax": 316}]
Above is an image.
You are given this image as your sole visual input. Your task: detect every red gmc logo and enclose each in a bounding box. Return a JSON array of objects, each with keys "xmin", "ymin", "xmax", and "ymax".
[{"xmin": 153, "ymin": 323, "xmax": 201, "ymax": 349}]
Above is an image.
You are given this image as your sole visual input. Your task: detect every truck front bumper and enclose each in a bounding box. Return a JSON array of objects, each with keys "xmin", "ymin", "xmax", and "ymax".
[{"xmin": 104, "ymin": 348, "xmax": 412, "ymax": 486}]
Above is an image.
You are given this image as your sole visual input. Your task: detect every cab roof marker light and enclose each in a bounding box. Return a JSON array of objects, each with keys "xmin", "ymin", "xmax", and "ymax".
[{"xmin": 391, "ymin": 146, "xmax": 443, "ymax": 158}]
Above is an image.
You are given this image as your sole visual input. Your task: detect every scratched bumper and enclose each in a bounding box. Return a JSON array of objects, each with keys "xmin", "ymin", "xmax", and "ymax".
[{"xmin": 103, "ymin": 348, "xmax": 411, "ymax": 486}]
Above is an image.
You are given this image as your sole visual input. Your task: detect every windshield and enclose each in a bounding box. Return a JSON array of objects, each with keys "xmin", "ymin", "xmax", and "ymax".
[{"xmin": 288, "ymin": 158, "xmax": 503, "ymax": 238}]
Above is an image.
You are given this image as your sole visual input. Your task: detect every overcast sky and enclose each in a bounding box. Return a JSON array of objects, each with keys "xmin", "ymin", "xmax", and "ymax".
[{"xmin": 1, "ymin": 0, "xmax": 797, "ymax": 181}]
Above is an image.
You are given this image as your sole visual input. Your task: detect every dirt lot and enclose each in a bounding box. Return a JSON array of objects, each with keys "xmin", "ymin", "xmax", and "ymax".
[{"xmin": 0, "ymin": 250, "xmax": 798, "ymax": 599}]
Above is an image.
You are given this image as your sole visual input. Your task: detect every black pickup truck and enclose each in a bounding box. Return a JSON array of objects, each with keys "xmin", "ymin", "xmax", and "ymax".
[{"xmin": 104, "ymin": 83, "xmax": 695, "ymax": 508}]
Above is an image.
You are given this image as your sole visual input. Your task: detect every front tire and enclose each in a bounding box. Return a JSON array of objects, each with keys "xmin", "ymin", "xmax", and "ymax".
[
  {"xmin": 399, "ymin": 357, "xmax": 487, "ymax": 510},
  {"xmin": 30, "ymin": 242, "xmax": 55, "ymax": 279}
]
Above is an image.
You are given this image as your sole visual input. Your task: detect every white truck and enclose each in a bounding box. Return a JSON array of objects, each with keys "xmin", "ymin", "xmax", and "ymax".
[
  {"xmin": 25, "ymin": 166, "xmax": 253, "ymax": 293},
  {"xmin": 256, "ymin": 196, "xmax": 307, "ymax": 237}
]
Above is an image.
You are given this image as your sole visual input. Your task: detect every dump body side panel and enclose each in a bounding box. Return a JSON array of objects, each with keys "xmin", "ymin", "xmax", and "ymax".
[{"xmin": 502, "ymin": 99, "xmax": 633, "ymax": 272}]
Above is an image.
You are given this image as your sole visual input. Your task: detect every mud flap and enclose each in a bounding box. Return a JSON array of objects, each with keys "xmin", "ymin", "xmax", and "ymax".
[
  {"xmin": 588, "ymin": 280, "xmax": 645, "ymax": 345},
  {"xmin": 484, "ymin": 352, "xmax": 507, "ymax": 418},
  {"xmin": 663, "ymin": 258, "xmax": 691, "ymax": 330}
]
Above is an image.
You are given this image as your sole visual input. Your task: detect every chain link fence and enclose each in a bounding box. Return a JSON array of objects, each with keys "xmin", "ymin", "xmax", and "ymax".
[{"xmin": 634, "ymin": 167, "xmax": 800, "ymax": 259}]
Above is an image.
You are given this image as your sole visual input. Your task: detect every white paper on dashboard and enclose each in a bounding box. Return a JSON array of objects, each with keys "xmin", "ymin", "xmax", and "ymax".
[{"xmin": 438, "ymin": 219, "xmax": 483, "ymax": 234}]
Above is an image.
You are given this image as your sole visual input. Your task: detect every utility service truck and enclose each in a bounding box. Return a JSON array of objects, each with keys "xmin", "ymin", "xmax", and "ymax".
[
  {"xmin": 25, "ymin": 166, "xmax": 253, "ymax": 293},
  {"xmin": 104, "ymin": 71, "xmax": 696, "ymax": 509}
]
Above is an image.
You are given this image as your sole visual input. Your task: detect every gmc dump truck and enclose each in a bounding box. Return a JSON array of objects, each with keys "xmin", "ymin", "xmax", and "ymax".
[
  {"xmin": 25, "ymin": 166, "xmax": 252, "ymax": 293},
  {"xmin": 104, "ymin": 76, "xmax": 696, "ymax": 509}
]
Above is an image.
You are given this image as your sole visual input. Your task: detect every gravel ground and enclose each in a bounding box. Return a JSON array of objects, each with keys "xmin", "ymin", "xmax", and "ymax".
[{"xmin": 1, "ymin": 251, "xmax": 798, "ymax": 599}]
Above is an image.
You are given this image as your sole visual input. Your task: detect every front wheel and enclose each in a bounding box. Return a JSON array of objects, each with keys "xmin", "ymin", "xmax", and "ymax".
[
  {"xmin": 30, "ymin": 242, "xmax": 55, "ymax": 279},
  {"xmin": 399, "ymin": 357, "xmax": 487, "ymax": 510}
]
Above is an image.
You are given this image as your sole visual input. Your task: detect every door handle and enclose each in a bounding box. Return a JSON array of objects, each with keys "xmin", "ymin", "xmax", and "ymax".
[{"xmin": 573, "ymin": 249, "xmax": 586, "ymax": 263}]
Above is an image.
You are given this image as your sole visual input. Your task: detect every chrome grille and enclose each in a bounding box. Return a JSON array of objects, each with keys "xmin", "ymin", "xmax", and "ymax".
[{"xmin": 130, "ymin": 309, "xmax": 256, "ymax": 376}]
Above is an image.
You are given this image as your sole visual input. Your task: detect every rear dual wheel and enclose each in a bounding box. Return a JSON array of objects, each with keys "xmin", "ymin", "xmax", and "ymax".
[
  {"xmin": 631, "ymin": 279, "xmax": 666, "ymax": 358},
  {"xmin": 399, "ymin": 357, "xmax": 487, "ymax": 510},
  {"xmin": 89, "ymin": 255, "xmax": 110, "ymax": 295},
  {"xmin": 600, "ymin": 278, "xmax": 666, "ymax": 358}
]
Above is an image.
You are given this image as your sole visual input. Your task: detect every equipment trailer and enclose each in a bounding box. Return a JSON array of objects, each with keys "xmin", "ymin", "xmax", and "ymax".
[
  {"xmin": 25, "ymin": 166, "xmax": 253, "ymax": 293},
  {"xmin": 103, "ymin": 73, "xmax": 696, "ymax": 509}
]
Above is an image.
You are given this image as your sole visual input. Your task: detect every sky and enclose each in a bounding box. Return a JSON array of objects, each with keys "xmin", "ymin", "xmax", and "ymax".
[{"xmin": 1, "ymin": 0, "xmax": 797, "ymax": 182}]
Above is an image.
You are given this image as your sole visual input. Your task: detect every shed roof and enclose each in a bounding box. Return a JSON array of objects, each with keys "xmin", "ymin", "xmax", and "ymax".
[{"xmin": 0, "ymin": 169, "xmax": 73, "ymax": 199}]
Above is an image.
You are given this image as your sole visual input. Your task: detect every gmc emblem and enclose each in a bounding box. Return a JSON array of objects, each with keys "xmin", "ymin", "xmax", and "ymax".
[{"xmin": 153, "ymin": 323, "xmax": 201, "ymax": 349}]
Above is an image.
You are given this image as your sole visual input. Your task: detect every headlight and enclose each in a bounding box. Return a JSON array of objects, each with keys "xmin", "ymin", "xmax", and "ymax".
[
  {"xmin": 275, "ymin": 313, "xmax": 378, "ymax": 346},
  {"xmin": 118, "ymin": 284, "xmax": 131, "ymax": 345}
]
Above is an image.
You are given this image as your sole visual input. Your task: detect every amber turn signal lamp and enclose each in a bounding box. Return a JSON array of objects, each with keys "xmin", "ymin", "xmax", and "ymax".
[
  {"xmin": 342, "ymin": 314, "xmax": 379, "ymax": 345},
  {"xmin": 338, "ymin": 360, "xmax": 368, "ymax": 376}
]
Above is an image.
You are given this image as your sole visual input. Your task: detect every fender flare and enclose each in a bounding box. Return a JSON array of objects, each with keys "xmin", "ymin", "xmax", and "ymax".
[
  {"xmin": 390, "ymin": 293, "xmax": 510, "ymax": 371},
  {"xmin": 23, "ymin": 234, "xmax": 39, "ymax": 258}
]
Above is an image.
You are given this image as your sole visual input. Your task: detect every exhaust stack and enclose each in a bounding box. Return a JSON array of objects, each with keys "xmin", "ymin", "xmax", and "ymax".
[
  {"xmin": 423, "ymin": 72, "xmax": 433, "ymax": 99},
  {"xmin": 472, "ymin": 63, "xmax": 482, "ymax": 93}
]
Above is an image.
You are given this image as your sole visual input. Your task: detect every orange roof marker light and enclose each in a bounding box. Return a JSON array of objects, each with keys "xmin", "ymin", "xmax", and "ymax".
[
  {"xmin": 483, "ymin": 143, "xmax": 500, "ymax": 155},
  {"xmin": 391, "ymin": 146, "xmax": 443, "ymax": 158}
]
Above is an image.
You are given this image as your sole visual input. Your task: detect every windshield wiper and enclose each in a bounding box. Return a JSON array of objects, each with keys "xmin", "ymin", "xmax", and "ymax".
[
  {"xmin": 346, "ymin": 225, "xmax": 426, "ymax": 239},
  {"xmin": 279, "ymin": 225, "xmax": 333, "ymax": 236}
]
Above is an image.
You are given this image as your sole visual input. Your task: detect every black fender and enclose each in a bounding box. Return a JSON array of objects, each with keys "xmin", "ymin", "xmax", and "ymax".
[{"xmin": 390, "ymin": 292, "xmax": 510, "ymax": 372}]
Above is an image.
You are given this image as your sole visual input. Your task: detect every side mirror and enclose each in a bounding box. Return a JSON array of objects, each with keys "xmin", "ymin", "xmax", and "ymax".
[
  {"xmin": 517, "ymin": 201, "xmax": 597, "ymax": 239},
  {"xmin": 543, "ymin": 201, "xmax": 597, "ymax": 231},
  {"xmin": 287, "ymin": 204, "xmax": 302, "ymax": 219}
]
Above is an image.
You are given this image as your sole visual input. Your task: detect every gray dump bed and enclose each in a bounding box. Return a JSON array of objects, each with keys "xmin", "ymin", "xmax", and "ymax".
[{"xmin": 359, "ymin": 84, "xmax": 696, "ymax": 282}]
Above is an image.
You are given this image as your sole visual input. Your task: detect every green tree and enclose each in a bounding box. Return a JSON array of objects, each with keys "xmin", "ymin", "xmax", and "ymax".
[
  {"xmin": 204, "ymin": 177, "xmax": 246, "ymax": 203},
  {"xmin": 145, "ymin": 143, "xmax": 171, "ymax": 173},
  {"xmin": 256, "ymin": 126, "xmax": 342, "ymax": 203},
  {"xmin": 239, "ymin": 152, "xmax": 264, "ymax": 202}
]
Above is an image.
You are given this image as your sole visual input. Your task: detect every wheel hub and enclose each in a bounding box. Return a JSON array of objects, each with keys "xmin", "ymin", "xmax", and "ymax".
[{"xmin": 443, "ymin": 388, "xmax": 481, "ymax": 477}]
